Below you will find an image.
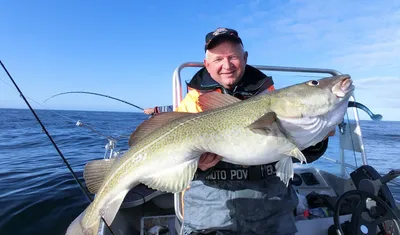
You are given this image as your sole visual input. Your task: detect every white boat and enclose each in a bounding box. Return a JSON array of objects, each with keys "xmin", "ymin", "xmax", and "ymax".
[{"xmin": 94, "ymin": 63, "xmax": 400, "ymax": 235}]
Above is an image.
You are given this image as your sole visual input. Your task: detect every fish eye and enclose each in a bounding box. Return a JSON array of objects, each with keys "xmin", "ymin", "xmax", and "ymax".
[{"xmin": 307, "ymin": 80, "xmax": 319, "ymax": 86}]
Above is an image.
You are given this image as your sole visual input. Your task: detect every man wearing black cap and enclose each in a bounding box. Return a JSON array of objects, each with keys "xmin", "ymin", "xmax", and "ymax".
[{"xmin": 174, "ymin": 27, "xmax": 331, "ymax": 235}]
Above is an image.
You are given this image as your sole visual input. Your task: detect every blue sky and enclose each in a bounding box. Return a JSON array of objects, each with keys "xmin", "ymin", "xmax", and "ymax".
[{"xmin": 1, "ymin": 0, "xmax": 399, "ymax": 121}]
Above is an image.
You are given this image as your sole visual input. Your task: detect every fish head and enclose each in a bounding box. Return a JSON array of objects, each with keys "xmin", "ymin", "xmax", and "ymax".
[
  {"xmin": 269, "ymin": 74, "xmax": 355, "ymax": 149},
  {"xmin": 270, "ymin": 74, "xmax": 354, "ymax": 119}
]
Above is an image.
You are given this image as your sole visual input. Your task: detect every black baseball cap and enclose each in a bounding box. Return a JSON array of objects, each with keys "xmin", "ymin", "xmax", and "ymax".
[{"xmin": 205, "ymin": 27, "xmax": 243, "ymax": 51}]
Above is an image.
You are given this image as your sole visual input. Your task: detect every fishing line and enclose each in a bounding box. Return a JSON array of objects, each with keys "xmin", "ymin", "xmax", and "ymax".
[
  {"xmin": 2, "ymin": 76, "xmax": 129, "ymax": 142},
  {"xmin": 1, "ymin": 81, "xmax": 79, "ymax": 125},
  {"xmin": 44, "ymin": 91, "xmax": 145, "ymax": 111},
  {"xmin": 0, "ymin": 60, "xmax": 116, "ymax": 235},
  {"xmin": 0, "ymin": 75, "xmax": 15, "ymax": 87}
]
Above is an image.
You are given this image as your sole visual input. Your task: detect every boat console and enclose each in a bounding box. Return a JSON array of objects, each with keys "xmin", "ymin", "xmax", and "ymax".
[
  {"xmin": 292, "ymin": 164, "xmax": 343, "ymax": 198},
  {"xmin": 291, "ymin": 164, "xmax": 354, "ymax": 235}
]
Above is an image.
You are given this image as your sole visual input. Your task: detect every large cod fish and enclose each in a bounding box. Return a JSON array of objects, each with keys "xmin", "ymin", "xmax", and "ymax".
[{"xmin": 66, "ymin": 74, "xmax": 354, "ymax": 235}]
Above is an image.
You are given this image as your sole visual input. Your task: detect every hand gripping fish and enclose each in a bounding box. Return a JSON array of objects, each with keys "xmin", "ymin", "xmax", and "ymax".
[{"xmin": 66, "ymin": 74, "xmax": 354, "ymax": 235}]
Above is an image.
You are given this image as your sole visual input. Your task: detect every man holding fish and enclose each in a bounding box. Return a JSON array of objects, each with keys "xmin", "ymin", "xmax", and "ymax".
[
  {"xmin": 175, "ymin": 27, "xmax": 335, "ymax": 235},
  {"xmin": 66, "ymin": 27, "xmax": 354, "ymax": 235}
]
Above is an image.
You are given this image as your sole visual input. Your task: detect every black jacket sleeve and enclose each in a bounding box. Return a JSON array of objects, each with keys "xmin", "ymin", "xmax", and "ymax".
[{"xmin": 292, "ymin": 138, "xmax": 329, "ymax": 163}]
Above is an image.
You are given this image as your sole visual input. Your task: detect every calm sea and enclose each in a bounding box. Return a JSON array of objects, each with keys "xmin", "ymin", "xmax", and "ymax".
[{"xmin": 0, "ymin": 108, "xmax": 399, "ymax": 235}]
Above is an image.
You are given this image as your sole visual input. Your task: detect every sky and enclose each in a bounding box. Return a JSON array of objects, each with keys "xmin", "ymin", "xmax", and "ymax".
[{"xmin": 1, "ymin": 0, "xmax": 399, "ymax": 121}]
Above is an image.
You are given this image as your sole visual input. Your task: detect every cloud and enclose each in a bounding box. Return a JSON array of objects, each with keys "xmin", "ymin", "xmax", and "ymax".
[
  {"xmin": 228, "ymin": 0, "xmax": 400, "ymax": 72},
  {"xmin": 353, "ymin": 76, "xmax": 400, "ymax": 109},
  {"xmin": 354, "ymin": 77, "xmax": 400, "ymax": 89}
]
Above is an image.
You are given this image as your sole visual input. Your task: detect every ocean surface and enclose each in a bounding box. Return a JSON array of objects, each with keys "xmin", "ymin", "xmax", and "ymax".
[{"xmin": 0, "ymin": 108, "xmax": 399, "ymax": 235}]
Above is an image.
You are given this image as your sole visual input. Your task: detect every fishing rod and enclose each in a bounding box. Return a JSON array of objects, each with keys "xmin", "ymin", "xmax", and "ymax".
[
  {"xmin": 0, "ymin": 60, "xmax": 115, "ymax": 235},
  {"xmin": 44, "ymin": 91, "xmax": 145, "ymax": 111}
]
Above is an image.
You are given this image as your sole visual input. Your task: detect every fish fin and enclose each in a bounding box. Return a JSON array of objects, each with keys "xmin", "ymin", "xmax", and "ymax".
[
  {"xmin": 275, "ymin": 148, "xmax": 307, "ymax": 186},
  {"xmin": 65, "ymin": 206, "xmax": 98, "ymax": 235},
  {"xmin": 83, "ymin": 158, "xmax": 116, "ymax": 194},
  {"xmin": 141, "ymin": 159, "xmax": 198, "ymax": 193},
  {"xmin": 129, "ymin": 112, "xmax": 193, "ymax": 147},
  {"xmin": 275, "ymin": 156, "xmax": 295, "ymax": 187},
  {"xmin": 288, "ymin": 147, "xmax": 307, "ymax": 164},
  {"xmin": 197, "ymin": 91, "xmax": 241, "ymax": 111},
  {"xmin": 246, "ymin": 112, "xmax": 277, "ymax": 132}
]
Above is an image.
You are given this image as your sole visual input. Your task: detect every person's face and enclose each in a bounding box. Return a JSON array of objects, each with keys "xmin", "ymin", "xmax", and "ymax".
[{"xmin": 204, "ymin": 41, "xmax": 248, "ymax": 89}]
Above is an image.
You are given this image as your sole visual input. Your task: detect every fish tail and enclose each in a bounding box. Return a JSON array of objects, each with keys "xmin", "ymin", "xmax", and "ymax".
[
  {"xmin": 66, "ymin": 189, "xmax": 130, "ymax": 235},
  {"xmin": 65, "ymin": 205, "xmax": 100, "ymax": 235}
]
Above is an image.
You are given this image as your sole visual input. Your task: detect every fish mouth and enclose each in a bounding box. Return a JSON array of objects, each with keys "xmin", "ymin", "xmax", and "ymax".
[{"xmin": 332, "ymin": 77, "xmax": 354, "ymax": 98}]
